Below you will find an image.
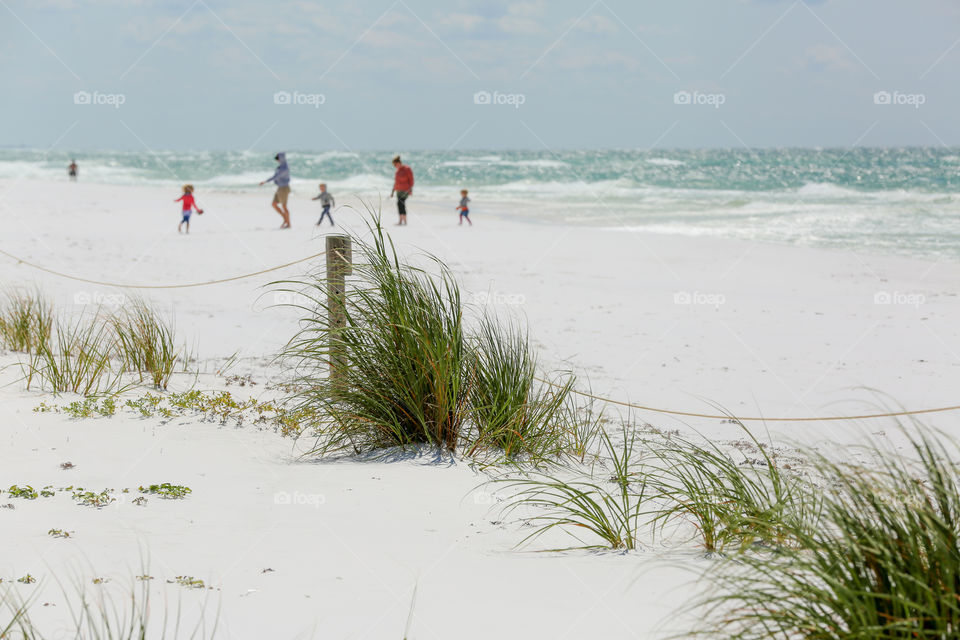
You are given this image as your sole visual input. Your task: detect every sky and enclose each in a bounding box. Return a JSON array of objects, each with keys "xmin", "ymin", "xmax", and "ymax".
[{"xmin": 1, "ymin": 0, "xmax": 958, "ymax": 151}]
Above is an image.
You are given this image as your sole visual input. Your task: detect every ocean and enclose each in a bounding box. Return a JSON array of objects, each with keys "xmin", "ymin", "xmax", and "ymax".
[{"xmin": 3, "ymin": 147, "xmax": 959, "ymax": 260}]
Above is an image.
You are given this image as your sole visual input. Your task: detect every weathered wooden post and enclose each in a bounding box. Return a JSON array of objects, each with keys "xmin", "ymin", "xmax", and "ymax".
[{"xmin": 326, "ymin": 235, "xmax": 352, "ymax": 386}]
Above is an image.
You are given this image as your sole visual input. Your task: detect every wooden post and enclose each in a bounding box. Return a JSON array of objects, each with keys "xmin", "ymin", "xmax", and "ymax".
[{"xmin": 326, "ymin": 235, "xmax": 352, "ymax": 385}]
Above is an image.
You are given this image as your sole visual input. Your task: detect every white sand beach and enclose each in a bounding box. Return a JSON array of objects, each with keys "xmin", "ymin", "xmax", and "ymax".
[{"xmin": 2, "ymin": 178, "xmax": 959, "ymax": 637}]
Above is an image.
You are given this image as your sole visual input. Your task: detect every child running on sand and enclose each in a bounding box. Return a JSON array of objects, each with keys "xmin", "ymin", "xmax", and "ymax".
[
  {"xmin": 175, "ymin": 184, "xmax": 203, "ymax": 234},
  {"xmin": 456, "ymin": 189, "xmax": 472, "ymax": 226},
  {"xmin": 312, "ymin": 183, "xmax": 335, "ymax": 226}
]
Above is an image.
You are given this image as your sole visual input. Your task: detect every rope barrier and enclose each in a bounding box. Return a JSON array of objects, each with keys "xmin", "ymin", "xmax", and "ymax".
[
  {"xmin": 536, "ymin": 377, "xmax": 960, "ymax": 422},
  {"xmin": 5, "ymin": 246, "xmax": 957, "ymax": 422},
  {"xmin": 0, "ymin": 248, "xmax": 325, "ymax": 290}
]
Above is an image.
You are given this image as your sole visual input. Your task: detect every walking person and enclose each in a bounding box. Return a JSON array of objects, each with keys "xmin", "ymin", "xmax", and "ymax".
[
  {"xmin": 456, "ymin": 189, "xmax": 472, "ymax": 226},
  {"xmin": 175, "ymin": 184, "xmax": 203, "ymax": 234},
  {"xmin": 390, "ymin": 155, "xmax": 414, "ymax": 226},
  {"xmin": 68, "ymin": 159, "xmax": 78, "ymax": 181},
  {"xmin": 313, "ymin": 183, "xmax": 335, "ymax": 226},
  {"xmin": 259, "ymin": 152, "xmax": 291, "ymax": 228}
]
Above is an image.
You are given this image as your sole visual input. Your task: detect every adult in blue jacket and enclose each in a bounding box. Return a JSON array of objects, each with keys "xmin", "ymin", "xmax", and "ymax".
[{"xmin": 260, "ymin": 152, "xmax": 291, "ymax": 228}]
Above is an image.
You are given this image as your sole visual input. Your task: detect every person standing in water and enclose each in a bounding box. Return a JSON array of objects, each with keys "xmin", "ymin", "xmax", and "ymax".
[
  {"xmin": 312, "ymin": 183, "xmax": 335, "ymax": 226},
  {"xmin": 259, "ymin": 152, "xmax": 291, "ymax": 228},
  {"xmin": 390, "ymin": 155, "xmax": 414, "ymax": 226},
  {"xmin": 68, "ymin": 159, "xmax": 78, "ymax": 181}
]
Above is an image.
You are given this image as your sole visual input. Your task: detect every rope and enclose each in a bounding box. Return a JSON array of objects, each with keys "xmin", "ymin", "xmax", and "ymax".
[
  {"xmin": 0, "ymin": 248, "xmax": 325, "ymax": 290},
  {"xmin": 5, "ymin": 246, "xmax": 956, "ymax": 422},
  {"xmin": 536, "ymin": 377, "xmax": 960, "ymax": 422}
]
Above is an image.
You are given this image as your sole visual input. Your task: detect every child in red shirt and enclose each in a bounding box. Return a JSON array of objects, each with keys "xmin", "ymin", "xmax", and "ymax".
[{"xmin": 175, "ymin": 184, "xmax": 203, "ymax": 234}]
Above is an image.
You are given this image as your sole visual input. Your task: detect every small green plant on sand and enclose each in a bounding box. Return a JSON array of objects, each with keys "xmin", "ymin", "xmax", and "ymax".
[
  {"xmin": 168, "ymin": 575, "xmax": 205, "ymax": 589},
  {"xmin": 16, "ymin": 574, "xmax": 36, "ymax": 585},
  {"xmin": 8, "ymin": 485, "xmax": 38, "ymax": 500},
  {"xmin": 139, "ymin": 483, "xmax": 191, "ymax": 500},
  {"xmin": 38, "ymin": 389, "xmax": 319, "ymax": 437},
  {"xmin": 71, "ymin": 489, "xmax": 115, "ymax": 508},
  {"xmin": 47, "ymin": 528, "xmax": 72, "ymax": 539},
  {"xmin": 60, "ymin": 396, "xmax": 117, "ymax": 418}
]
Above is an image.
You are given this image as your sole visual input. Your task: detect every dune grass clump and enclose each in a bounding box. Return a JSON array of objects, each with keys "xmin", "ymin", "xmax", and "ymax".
[
  {"xmin": 465, "ymin": 316, "xmax": 573, "ymax": 460},
  {"xmin": 495, "ymin": 422, "xmax": 820, "ymax": 553},
  {"xmin": 1, "ymin": 575, "xmax": 219, "ymax": 639},
  {"xmin": 697, "ymin": 425, "xmax": 960, "ymax": 639},
  {"xmin": 646, "ymin": 426, "xmax": 818, "ymax": 553},
  {"xmin": 112, "ymin": 299, "xmax": 179, "ymax": 389},
  {"xmin": 498, "ymin": 427, "xmax": 648, "ymax": 550},
  {"xmin": 23, "ymin": 309, "xmax": 122, "ymax": 396},
  {"xmin": 11, "ymin": 295, "xmax": 182, "ymax": 396},
  {"xmin": 280, "ymin": 218, "xmax": 592, "ymax": 460},
  {"xmin": 282, "ymin": 221, "xmax": 471, "ymax": 453},
  {"xmin": 0, "ymin": 290, "xmax": 52, "ymax": 353}
]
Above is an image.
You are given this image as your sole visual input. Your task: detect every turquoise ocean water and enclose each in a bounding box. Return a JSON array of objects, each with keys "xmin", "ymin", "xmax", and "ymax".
[{"xmin": 3, "ymin": 148, "xmax": 959, "ymax": 260}]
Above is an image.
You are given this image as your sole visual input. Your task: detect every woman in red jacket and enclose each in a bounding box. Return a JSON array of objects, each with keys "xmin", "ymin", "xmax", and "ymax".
[{"xmin": 390, "ymin": 155, "xmax": 414, "ymax": 225}]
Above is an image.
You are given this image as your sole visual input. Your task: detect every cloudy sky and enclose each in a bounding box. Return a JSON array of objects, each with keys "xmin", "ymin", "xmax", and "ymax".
[{"xmin": 1, "ymin": 0, "xmax": 958, "ymax": 150}]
